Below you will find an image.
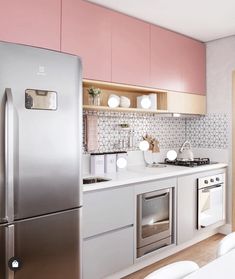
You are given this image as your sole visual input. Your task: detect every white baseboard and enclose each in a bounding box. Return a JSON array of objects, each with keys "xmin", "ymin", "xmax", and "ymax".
[
  {"xmin": 105, "ymin": 228, "xmax": 220, "ymax": 279},
  {"xmin": 218, "ymin": 223, "xmax": 232, "ymax": 235}
]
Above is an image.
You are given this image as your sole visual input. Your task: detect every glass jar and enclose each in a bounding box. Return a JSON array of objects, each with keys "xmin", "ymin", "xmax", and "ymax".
[{"xmin": 89, "ymin": 94, "xmax": 101, "ymax": 106}]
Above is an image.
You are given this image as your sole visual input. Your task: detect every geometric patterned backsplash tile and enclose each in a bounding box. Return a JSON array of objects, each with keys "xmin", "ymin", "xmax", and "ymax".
[
  {"xmin": 186, "ymin": 113, "xmax": 229, "ymax": 149},
  {"xmin": 83, "ymin": 110, "xmax": 229, "ymax": 153}
]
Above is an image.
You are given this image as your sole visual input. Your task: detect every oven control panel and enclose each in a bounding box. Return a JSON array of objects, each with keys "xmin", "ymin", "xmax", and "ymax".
[{"xmin": 198, "ymin": 173, "xmax": 225, "ymax": 189}]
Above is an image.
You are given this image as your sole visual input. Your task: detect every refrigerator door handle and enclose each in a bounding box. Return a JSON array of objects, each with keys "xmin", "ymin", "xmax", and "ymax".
[
  {"xmin": 5, "ymin": 224, "xmax": 15, "ymax": 279},
  {"xmin": 5, "ymin": 88, "xmax": 14, "ymax": 223}
]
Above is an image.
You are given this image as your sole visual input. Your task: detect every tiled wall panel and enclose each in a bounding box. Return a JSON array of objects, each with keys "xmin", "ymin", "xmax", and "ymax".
[
  {"xmin": 186, "ymin": 114, "xmax": 229, "ymax": 149},
  {"xmin": 83, "ymin": 111, "xmax": 229, "ymax": 153}
]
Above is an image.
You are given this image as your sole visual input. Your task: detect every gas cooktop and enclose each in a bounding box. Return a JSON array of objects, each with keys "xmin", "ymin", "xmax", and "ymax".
[{"xmin": 163, "ymin": 158, "xmax": 217, "ymax": 167}]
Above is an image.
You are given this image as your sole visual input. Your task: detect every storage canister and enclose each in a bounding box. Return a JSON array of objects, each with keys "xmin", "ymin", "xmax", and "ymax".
[
  {"xmin": 104, "ymin": 152, "xmax": 117, "ymax": 173},
  {"xmin": 90, "ymin": 153, "xmax": 105, "ymax": 175}
]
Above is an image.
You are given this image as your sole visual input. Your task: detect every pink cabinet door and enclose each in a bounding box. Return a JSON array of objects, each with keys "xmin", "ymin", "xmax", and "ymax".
[
  {"xmin": 150, "ymin": 25, "xmax": 206, "ymax": 94},
  {"xmin": 150, "ymin": 25, "xmax": 183, "ymax": 92},
  {"xmin": 179, "ymin": 37, "xmax": 206, "ymax": 94},
  {"xmin": 61, "ymin": 0, "xmax": 111, "ymax": 81},
  {"xmin": 0, "ymin": 0, "xmax": 61, "ymax": 50},
  {"xmin": 111, "ymin": 12, "xmax": 150, "ymax": 87}
]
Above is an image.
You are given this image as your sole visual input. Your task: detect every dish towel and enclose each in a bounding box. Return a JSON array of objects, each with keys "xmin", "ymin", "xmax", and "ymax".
[{"xmin": 86, "ymin": 114, "xmax": 98, "ymax": 152}]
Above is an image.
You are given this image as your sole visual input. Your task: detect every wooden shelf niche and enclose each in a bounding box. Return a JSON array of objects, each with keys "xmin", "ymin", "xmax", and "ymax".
[
  {"xmin": 83, "ymin": 79, "xmax": 207, "ymax": 115},
  {"xmin": 83, "ymin": 79, "xmax": 168, "ymax": 113}
]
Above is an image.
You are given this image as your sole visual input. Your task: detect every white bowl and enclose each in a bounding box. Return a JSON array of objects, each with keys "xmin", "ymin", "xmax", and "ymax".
[
  {"xmin": 120, "ymin": 96, "xmax": 131, "ymax": 108},
  {"xmin": 108, "ymin": 94, "xmax": 120, "ymax": 108}
]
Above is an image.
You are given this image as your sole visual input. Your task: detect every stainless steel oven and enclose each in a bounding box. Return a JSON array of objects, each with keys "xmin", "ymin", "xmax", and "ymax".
[{"xmin": 137, "ymin": 188, "xmax": 173, "ymax": 257}]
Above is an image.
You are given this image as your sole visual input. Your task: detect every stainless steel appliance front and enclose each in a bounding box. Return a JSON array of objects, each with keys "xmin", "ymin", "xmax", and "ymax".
[
  {"xmin": 0, "ymin": 42, "xmax": 82, "ymax": 220},
  {"xmin": 1, "ymin": 210, "xmax": 81, "ymax": 279},
  {"xmin": 137, "ymin": 188, "xmax": 173, "ymax": 257},
  {"xmin": 0, "ymin": 42, "xmax": 82, "ymax": 278}
]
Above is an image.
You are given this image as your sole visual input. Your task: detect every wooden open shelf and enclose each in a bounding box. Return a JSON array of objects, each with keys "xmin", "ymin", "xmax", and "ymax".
[
  {"xmin": 83, "ymin": 105, "xmax": 169, "ymax": 114},
  {"xmin": 82, "ymin": 79, "xmax": 206, "ymax": 115},
  {"xmin": 83, "ymin": 79, "xmax": 168, "ymax": 112}
]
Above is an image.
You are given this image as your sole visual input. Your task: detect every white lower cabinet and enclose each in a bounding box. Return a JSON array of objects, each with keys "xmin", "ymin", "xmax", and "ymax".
[
  {"xmin": 177, "ymin": 174, "xmax": 197, "ymax": 244},
  {"xmin": 82, "ymin": 167, "xmax": 227, "ymax": 278},
  {"xmin": 83, "ymin": 186, "xmax": 134, "ymax": 238},
  {"xmin": 83, "ymin": 226, "xmax": 134, "ymax": 279},
  {"xmin": 83, "ymin": 186, "xmax": 134, "ymax": 278}
]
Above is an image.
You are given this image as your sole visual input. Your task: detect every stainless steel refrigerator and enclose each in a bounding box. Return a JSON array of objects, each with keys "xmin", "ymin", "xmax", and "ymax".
[{"xmin": 0, "ymin": 42, "xmax": 82, "ymax": 279}]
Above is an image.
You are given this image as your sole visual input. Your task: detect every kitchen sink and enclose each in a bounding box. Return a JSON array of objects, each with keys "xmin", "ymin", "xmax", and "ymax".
[{"xmin": 83, "ymin": 177, "xmax": 111, "ymax": 184}]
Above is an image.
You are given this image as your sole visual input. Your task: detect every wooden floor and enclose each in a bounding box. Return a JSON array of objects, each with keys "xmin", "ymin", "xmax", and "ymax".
[{"xmin": 123, "ymin": 234, "xmax": 224, "ymax": 279}]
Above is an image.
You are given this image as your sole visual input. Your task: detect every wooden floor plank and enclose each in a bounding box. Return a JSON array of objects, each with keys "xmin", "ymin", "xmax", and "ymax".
[{"xmin": 123, "ymin": 233, "xmax": 224, "ymax": 279}]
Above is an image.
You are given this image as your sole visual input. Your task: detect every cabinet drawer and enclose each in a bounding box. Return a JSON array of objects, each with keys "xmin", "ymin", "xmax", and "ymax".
[
  {"xmin": 83, "ymin": 226, "xmax": 134, "ymax": 279},
  {"xmin": 83, "ymin": 186, "xmax": 134, "ymax": 238}
]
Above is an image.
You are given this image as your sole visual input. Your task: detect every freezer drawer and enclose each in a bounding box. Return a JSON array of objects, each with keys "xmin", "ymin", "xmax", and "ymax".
[
  {"xmin": 3, "ymin": 209, "xmax": 81, "ymax": 279},
  {"xmin": 0, "ymin": 224, "xmax": 6, "ymax": 279}
]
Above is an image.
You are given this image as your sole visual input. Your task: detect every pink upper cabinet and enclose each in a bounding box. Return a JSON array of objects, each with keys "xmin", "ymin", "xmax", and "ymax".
[
  {"xmin": 150, "ymin": 25, "xmax": 206, "ymax": 94},
  {"xmin": 61, "ymin": 0, "xmax": 111, "ymax": 81},
  {"xmin": 150, "ymin": 25, "xmax": 183, "ymax": 92},
  {"xmin": 0, "ymin": 0, "xmax": 61, "ymax": 50},
  {"xmin": 111, "ymin": 12, "xmax": 150, "ymax": 87},
  {"xmin": 179, "ymin": 37, "xmax": 206, "ymax": 94}
]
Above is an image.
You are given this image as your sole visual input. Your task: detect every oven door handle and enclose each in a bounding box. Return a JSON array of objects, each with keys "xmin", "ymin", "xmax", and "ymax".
[
  {"xmin": 201, "ymin": 184, "xmax": 222, "ymax": 192},
  {"xmin": 144, "ymin": 192, "xmax": 169, "ymax": 201}
]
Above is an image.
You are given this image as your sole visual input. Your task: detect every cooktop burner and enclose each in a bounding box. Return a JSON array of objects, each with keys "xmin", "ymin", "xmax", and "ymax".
[{"xmin": 164, "ymin": 158, "xmax": 212, "ymax": 167}]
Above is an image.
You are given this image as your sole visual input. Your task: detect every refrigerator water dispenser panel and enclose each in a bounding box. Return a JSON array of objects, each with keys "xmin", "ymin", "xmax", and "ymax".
[{"xmin": 25, "ymin": 89, "xmax": 57, "ymax": 110}]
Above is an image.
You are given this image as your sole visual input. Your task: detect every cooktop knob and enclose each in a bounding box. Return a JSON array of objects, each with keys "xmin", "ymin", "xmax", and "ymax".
[
  {"xmin": 210, "ymin": 178, "xmax": 214, "ymax": 183},
  {"xmin": 204, "ymin": 180, "xmax": 208, "ymax": 184},
  {"xmin": 216, "ymin": 177, "xmax": 220, "ymax": 182}
]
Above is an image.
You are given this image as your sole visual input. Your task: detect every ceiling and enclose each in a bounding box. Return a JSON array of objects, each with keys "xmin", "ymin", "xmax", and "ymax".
[{"xmin": 87, "ymin": 0, "xmax": 235, "ymax": 42}]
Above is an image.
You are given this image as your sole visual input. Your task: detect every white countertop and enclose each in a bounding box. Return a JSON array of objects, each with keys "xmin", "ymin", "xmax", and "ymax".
[
  {"xmin": 184, "ymin": 249, "xmax": 235, "ymax": 279},
  {"xmin": 83, "ymin": 163, "xmax": 227, "ymax": 192}
]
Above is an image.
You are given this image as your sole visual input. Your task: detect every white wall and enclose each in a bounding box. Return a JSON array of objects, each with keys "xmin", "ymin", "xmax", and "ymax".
[{"xmin": 206, "ymin": 35, "xmax": 235, "ymax": 226}]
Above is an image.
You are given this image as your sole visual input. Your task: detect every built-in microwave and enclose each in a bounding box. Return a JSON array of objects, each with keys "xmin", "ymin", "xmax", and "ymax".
[{"xmin": 137, "ymin": 188, "xmax": 173, "ymax": 258}]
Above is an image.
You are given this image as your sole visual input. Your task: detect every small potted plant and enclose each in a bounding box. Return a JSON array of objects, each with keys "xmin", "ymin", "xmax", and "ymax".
[{"xmin": 87, "ymin": 86, "xmax": 102, "ymax": 106}]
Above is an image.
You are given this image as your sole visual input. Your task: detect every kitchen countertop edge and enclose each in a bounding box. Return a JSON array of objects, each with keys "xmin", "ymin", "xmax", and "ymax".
[{"xmin": 83, "ymin": 163, "xmax": 228, "ymax": 192}]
